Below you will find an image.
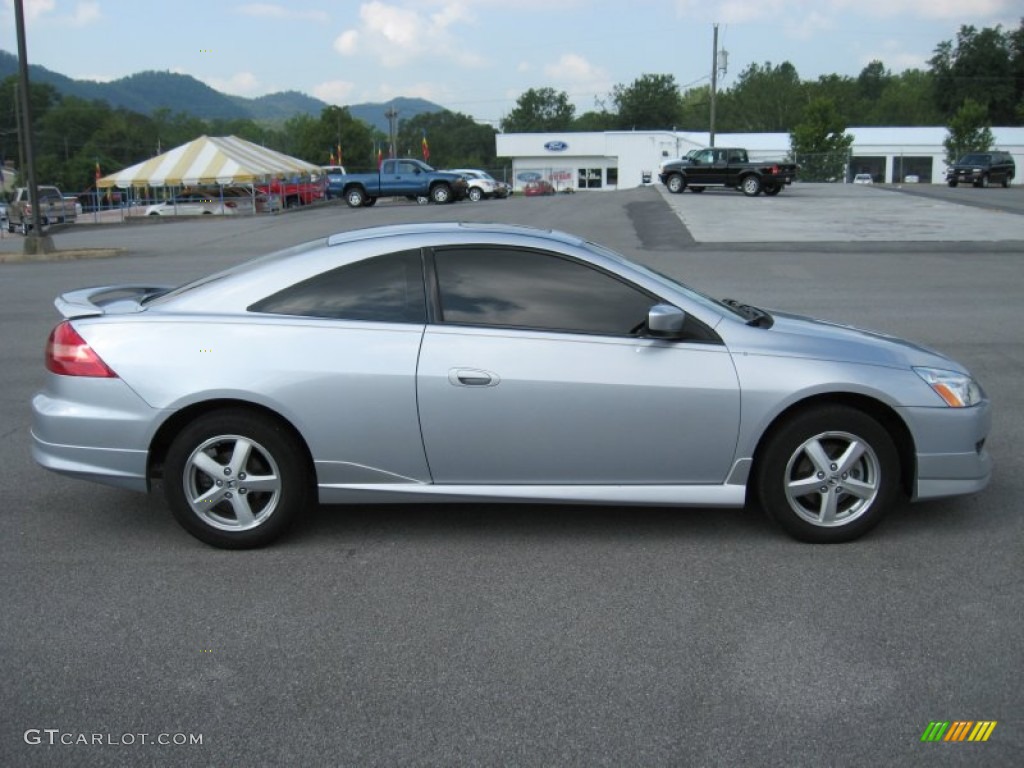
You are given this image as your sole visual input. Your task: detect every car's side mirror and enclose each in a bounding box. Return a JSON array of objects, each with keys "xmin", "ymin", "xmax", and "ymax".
[{"xmin": 647, "ymin": 304, "xmax": 686, "ymax": 338}]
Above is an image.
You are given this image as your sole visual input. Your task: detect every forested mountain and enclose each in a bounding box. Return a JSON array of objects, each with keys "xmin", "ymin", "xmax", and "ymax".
[{"xmin": 0, "ymin": 51, "xmax": 446, "ymax": 125}]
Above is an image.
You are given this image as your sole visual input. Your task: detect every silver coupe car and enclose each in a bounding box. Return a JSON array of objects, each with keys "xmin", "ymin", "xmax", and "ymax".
[{"xmin": 32, "ymin": 223, "xmax": 991, "ymax": 548}]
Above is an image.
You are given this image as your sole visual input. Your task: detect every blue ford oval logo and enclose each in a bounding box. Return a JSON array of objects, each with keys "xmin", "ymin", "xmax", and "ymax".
[{"xmin": 544, "ymin": 141, "xmax": 568, "ymax": 152}]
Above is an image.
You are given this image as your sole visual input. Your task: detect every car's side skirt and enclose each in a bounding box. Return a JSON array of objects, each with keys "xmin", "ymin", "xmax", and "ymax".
[{"xmin": 317, "ymin": 483, "xmax": 747, "ymax": 507}]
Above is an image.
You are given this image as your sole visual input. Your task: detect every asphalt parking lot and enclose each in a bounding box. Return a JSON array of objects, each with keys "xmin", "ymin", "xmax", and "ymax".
[{"xmin": 1, "ymin": 187, "xmax": 1022, "ymax": 767}]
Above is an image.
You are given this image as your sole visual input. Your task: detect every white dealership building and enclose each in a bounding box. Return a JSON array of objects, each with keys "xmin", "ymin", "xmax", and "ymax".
[{"xmin": 495, "ymin": 127, "xmax": 1024, "ymax": 192}]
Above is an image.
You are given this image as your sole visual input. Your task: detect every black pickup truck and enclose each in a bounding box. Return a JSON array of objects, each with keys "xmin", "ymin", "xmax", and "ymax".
[{"xmin": 658, "ymin": 147, "xmax": 798, "ymax": 196}]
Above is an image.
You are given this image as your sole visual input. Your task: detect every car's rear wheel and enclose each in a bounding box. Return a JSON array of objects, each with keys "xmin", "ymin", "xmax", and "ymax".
[
  {"xmin": 431, "ymin": 184, "xmax": 452, "ymax": 203},
  {"xmin": 666, "ymin": 174, "xmax": 685, "ymax": 194},
  {"xmin": 345, "ymin": 187, "xmax": 366, "ymax": 208},
  {"xmin": 740, "ymin": 175, "xmax": 762, "ymax": 196},
  {"xmin": 164, "ymin": 409, "xmax": 311, "ymax": 549},
  {"xmin": 755, "ymin": 405, "xmax": 899, "ymax": 543}
]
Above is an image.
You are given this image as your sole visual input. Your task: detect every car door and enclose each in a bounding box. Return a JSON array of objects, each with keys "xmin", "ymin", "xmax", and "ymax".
[
  {"xmin": 381, "ymin": 161, "xmax": 423, "ymax": 197},
  {"xmin": 416, "ymin": 246, "xmax": 740, "ymax": 485},
  {"xmin": 687, "ymin": 149, "xmax": 716, "ymax": 185}
]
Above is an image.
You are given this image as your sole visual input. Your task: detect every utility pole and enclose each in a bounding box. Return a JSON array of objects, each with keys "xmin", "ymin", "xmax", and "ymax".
[
  {"xmin": 709, "ymin": 23, "xmax": 719, "ymax": 148},
  {"xmin": 14, "ymin": 0, "xmax": 52, "ymax": 254},
  {"xmin": 384, "ymin": 105, "xmax": 399, "ymax": 159}
]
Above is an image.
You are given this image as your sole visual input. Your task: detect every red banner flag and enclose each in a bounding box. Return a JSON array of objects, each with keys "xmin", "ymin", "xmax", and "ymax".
[
  {"xmin": 95, "ymin": 162, "xmax": 101, "ymax": 181},
  {"xmin": 377, "ymin": 147, "xmax": 383, "ymax": 169},
  {"xmin": 337, "ymin": 143, "xmax": 343, "ymax": 166},
  {"xmin": 421, "ymin": 131, "xmax": 430, "ymax": 162}
]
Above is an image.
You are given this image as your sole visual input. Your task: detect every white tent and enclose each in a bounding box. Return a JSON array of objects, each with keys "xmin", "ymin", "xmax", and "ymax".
[{"xmin": 97, "ymin": 135, "xmax": 321, "ymax": 189}]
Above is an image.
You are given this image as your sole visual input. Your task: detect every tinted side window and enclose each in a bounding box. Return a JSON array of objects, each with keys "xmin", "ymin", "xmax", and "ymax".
[
  {"xmin": 434, "ymin": 247, "xmax": 653, "ymax": 335},
  {"xmin": 249, "ymin": 249, "xmax": 426, "ymax": 323}
]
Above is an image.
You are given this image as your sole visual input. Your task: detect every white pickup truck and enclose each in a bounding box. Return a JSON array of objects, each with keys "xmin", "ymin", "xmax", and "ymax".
[{"xmin": 7, "ymin": 185, "xmax": 78, "ymax": 234}]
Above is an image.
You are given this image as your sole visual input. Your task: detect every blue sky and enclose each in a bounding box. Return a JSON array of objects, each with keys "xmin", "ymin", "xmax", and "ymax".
[{"xmin": 1, "ymin": 0, "xmax": 1019, "ymax": 125}]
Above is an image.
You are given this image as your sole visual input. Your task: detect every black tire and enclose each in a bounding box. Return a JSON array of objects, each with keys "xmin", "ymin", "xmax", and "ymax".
[
  {"xmin": 666, "ymin": 174, "xmax": 685, "ymax": 194},
  {"xmin": 345, "ymin": 187, "xmax": 366, "ymax": 208},
  {"xmin": 755, "ymin": 405, "xmax": 899, "ymax": 543},
  {"xmin": 163, "ymin": 409, "xmax": 311, "ymax": 549},
  {"xmin": 948, "ymin": 180, "xmax": 958, "ymax": 187},
  {"xmin": 689, "ymin": 186, "xmax": 705, "ymax": 193},
  {"xmin": 763, "ymin": 185, "xmax": 781, "ymax": 196},
  {"xmin": 468, "ymin": 187, "xmax": 483, "ymax": 202},
  {"xmin": 1002, "ymin": 175, "xmax": 1010, "ymax": 188},
  {"xmin": 740, "ymin": 175, "xmax": 762, "ymax": 196},
  {"xmin": 431, "ymin": 183, "xmax": 452, "ymax": 204},
  {"xmin": 362, "ymin": 197, "xmax": 377, "ymax": 207},
  {"xmin": 981, "ymin": 174, "xmax": 990, "ymax": 188}
]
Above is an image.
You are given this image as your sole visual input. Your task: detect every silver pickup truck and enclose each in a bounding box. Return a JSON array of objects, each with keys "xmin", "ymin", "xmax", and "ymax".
[{"xmin": 7, "ymin": 185, "xmax": 78, "ymax": 234}]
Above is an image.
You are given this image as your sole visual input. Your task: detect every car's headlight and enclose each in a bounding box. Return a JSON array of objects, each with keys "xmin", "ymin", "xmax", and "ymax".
[{"xmin": 914, "ymin": 367, "xmax": 984, "ymax": 407}]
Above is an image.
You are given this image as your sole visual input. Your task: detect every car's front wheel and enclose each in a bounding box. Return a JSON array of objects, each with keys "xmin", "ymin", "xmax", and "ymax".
[
  {"xmin": 666, "ymin": 174, "xmax": 685, "ymax": 194},
  {"xmin": 468, "ymin": 187, "xmax": 483, "ymax": 202},
  {"xmin": 431, "ymin": 184, "xmax": 452, "ymax": 203},
  {"xmin": 164, "ymin": 409, "xmax": 311, "ymax": 549},
  {"xmin": 755, "ymin": 405, "xmax": 899, "ymax": 543},
  {"xmin": 948, "ymin": 179, "xmax": 958, "ymax": 187}
]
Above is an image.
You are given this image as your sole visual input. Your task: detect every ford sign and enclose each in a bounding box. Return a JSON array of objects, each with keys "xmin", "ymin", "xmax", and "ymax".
[{"xmin": 544, "ymin": 141, "xmax": 569, "ymax": 152}]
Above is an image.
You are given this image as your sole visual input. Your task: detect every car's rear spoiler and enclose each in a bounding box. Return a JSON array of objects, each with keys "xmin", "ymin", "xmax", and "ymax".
[{"xmin": 55, "ymin": 285, "xmax": 171, "ymax": 319}]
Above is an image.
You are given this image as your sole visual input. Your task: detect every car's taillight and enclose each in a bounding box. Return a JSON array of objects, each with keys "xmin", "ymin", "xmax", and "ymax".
[
  {"xmin": 225, "ymin": 201, "xmax": 237, "ymax": 208},
  {"xmin": 45, "ymin": 321, "xmax": 118, "ymax": 378}
]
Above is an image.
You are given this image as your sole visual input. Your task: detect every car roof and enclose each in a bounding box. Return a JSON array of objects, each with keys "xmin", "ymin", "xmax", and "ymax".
[{"xmin": 325, "ymin": 222, "xmax": 582, "ymax": 248}]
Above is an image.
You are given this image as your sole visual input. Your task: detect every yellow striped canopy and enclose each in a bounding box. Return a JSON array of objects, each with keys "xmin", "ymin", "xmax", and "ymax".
[{"xmin": 96, "ymin": 135, "xmax": 321, "ymax": 188}]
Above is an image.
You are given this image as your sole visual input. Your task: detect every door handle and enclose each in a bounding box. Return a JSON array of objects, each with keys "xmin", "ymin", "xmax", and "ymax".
[{"xmin": 448, "ymin": 368, "xmax": 501, "ymax": 387}]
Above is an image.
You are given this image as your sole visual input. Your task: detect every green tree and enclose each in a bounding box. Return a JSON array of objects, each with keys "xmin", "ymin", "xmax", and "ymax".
[
  {"xmin": 501, "ymin": 88, "xmax": 575, "ymax": 132},
  {"xmin": 718, "ymin": 61, "xmax": 804, "ymax": 132},
  {"xmin": 611, "ymin": 74, "xmax": 682, "ymax": 130},
  {"xmin": 942, "ymin": 98, "xmax": 994, "ymax": 164},
  {"xmin": 930, "ymin": 23, "xmax": 1019, "ymax": 124},
  {"xmin": 789, "ymin": 97, "xmax": 854, "ymax": 182},
  {"xmin": 869, "ymin": 70, "xmax": 941, "ymax": 126},
  {"xmin": 279, "ymin": 106, "xmax": 372, "ymax": 167},
  {"xmin": 398, "ymin": 110, "xmax": 497, "ymax": 169},
  {"xmin": 678, "ymin": 85, "xmax": 711, "ymax": 130}
]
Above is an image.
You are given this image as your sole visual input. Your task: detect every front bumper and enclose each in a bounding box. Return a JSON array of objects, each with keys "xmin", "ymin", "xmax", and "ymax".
[{"xmin": 898, "ymin": 401, "xmax": 992, "ymax": 501}]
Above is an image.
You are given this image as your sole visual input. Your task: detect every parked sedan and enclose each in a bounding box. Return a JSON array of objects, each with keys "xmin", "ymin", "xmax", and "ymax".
[
  {"xmin": 145, "ymin": 188, "xmax": 255, "ymax": 216},
  {"xmin": 445, "ymin": 169, "xmax": 509, "ymax": 201},
  {"xmin": 523, "ymin": 180, "xmax": 555, "ymax": 196},
  {"xmin": 32, "ymin": 223, "xmax": 991, "ymax": 548}
]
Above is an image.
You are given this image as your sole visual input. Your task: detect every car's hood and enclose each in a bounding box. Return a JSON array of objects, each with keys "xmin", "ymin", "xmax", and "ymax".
[{"xmin": 727, "ymin": 310, "xmax": 965, "ymax": 373}]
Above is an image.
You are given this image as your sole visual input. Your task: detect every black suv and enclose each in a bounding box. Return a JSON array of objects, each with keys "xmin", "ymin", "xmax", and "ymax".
[{"xmin": 946, "ymin": 151, "xmax": 1015, "ymax": 188}]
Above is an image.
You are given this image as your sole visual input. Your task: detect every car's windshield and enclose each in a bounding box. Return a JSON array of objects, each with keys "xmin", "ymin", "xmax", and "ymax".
[
  {"xmin": 583, "ymin": 241, "xmax": 747, "ymax": 320},
  {"xmin": 959, "ymin": 154, "xmax": 989, "ymax": 164}
]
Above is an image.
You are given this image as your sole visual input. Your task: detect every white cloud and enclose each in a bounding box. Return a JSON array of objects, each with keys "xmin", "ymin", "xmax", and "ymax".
[
  {"xmin": 334, "ymin": 29, "xmax": 360, "ymax": 55},
  {"xmin": 70, "ymin": 1, "xmax": 100, "ymax": 25},
  {"xmin": 236, "ymin": 3, "xmax": 329, "ymax": 22},
  {"xmin": 333, "ymin": 1, "xmax": 481, "ymax": 69},
  {"xmin": 313, "ymin": 80, "xmax": 356, "ymax": 104},
  {"xmin": 21, "ymin": 0, "xmax": 57, "ymax": 22},
  {"xmin": 674, "ymin": 0, "xmax": 1014, "ymax": 23},
  {"xmin": 203, "ymin": 71, "xmax": 263, "ymax": 96}
]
